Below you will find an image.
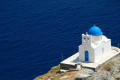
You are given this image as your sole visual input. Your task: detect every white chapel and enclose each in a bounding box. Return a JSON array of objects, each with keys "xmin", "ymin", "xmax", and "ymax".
[
  {"xmin": 79, "ymin": 26, "xmax": 111, "ymax": 63},
  {"xmin": 60, "ymin": 25, "xmax": 120, "ymax": 71}
]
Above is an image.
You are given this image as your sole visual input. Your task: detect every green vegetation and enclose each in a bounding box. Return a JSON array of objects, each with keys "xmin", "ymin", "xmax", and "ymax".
[
  {"xmin": 34, "ymin": 55, "xmax": 120, "ymax": 80},
  {"xmin": 34, "ymin": 64, "xmax": 79, "ymax": 80},
  {"xmin": 50, "ymin": 65, "xmax": 60, "ymax": 73}
]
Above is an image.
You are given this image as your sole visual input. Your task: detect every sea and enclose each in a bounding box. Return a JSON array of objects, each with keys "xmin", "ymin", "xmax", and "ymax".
[{"xmin": 0, "ymin": 0, "xmax": 120, "ymax": 80}]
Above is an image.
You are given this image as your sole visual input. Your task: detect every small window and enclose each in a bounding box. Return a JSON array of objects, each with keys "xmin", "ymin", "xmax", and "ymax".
[
  {"xmin": 87, "ymin": 38, "xmax": 89, "ymax": 42},
  {"xmin": 102, "ymin": 48, "xmax": 104, "ymax": 53},
  {"xmin": 84, "ymin": 38, "xmax": 86, "ymax": 42}
]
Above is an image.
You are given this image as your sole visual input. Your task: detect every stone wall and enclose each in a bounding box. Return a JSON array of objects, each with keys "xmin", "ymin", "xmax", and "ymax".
[{"xmin": 60, "ymin": 63, "xmax": 77, "ymax": 70}]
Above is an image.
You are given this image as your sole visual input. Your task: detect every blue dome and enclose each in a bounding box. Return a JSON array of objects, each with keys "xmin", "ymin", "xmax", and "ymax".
[{"xmin": 88, "ymin": 27, "xmax": 103, "ymax": 36}]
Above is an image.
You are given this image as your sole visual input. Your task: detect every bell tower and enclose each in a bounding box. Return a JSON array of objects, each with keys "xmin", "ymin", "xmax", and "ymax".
[{"xmin": 82, "ymin": 32, "xmax": 92, "ymax": 46}]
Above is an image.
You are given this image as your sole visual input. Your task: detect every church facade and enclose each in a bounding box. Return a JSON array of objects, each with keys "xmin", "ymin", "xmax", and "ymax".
[{"xmin": 79, "ymin": 26, "xmax": 111, "ymax": 63}]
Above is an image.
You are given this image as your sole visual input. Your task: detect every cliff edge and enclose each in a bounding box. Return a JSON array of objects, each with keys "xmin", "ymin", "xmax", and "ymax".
[{"xmin": 34, "ymin": 55, "xmax": 120, "ymax": 80}]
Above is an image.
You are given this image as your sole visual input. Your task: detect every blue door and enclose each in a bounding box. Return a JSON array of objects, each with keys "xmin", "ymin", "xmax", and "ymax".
[{"xmin": 85, "ymin": 51, "xmax": 89, "ymax": 61}]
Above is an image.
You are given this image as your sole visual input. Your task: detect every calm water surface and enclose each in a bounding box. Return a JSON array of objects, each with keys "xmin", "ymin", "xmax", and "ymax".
[{"xmin": 0, "ymin": 0, "xmax": 120, "ymax": 80}]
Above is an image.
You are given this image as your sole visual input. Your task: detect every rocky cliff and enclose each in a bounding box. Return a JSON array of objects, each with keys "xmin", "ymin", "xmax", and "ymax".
[{"xmin": 34, "ymin": 55, "xmax": 120, "ymax": 80}]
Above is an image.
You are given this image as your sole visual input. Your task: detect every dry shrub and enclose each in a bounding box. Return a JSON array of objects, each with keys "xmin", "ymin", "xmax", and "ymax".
[
  {"xmin": 103, "ymin": 61, "xmax": 114, "ymax": 71},
  {"xmin": 50, "ymin": 65, "xmax": 60, "ymax": 73},
  {"xmin": 86, "ymin": 77, "xmax": 94, "ymax": 80}
]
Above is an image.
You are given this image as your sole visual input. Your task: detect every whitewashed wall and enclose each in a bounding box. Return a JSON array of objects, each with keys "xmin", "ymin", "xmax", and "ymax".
[
  {"xmin": 94, "ymin": 39, "xmax": 111, "ymax": 63},
  {"xmin": 79, "ymin": 34, "xmax": 111, "ymax": 63},
  {"xmin": 79, "ymin": 45, "xmax": 95, "ymax": 63}
]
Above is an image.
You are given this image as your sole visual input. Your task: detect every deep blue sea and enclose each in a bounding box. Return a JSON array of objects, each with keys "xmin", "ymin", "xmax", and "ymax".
[{"xmin": 0, "ymin": 0, "xmax": 120, "ymax": 80}]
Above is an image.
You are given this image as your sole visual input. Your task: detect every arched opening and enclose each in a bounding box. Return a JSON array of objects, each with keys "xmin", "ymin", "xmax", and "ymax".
[{"xmin": 85, "ymin": 51, "xmax": 89, "ymax": 61}]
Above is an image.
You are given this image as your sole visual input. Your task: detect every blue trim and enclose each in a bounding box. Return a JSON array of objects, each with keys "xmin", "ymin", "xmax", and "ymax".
[{"xmin": 85, "ymin": 51, "xmax": 89, "ymax": 61}]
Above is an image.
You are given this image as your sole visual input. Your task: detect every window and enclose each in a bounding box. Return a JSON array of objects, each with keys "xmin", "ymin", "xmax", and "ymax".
[
  {"xmin": 87, "ymin": 38, "xmax": 89, "ymax": 42},
  {"xmin": 102, "ymin": 47, "xmax": 104, "ymax": 53},
  {"xmin": 84, "ymin": 38, "xmax": 86, "ymax": 42}
]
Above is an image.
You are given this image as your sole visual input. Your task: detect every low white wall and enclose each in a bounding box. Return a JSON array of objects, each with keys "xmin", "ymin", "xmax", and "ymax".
[{"xmin": 61, "ymin": 52, "xmax": 79, "ymax": 65}]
